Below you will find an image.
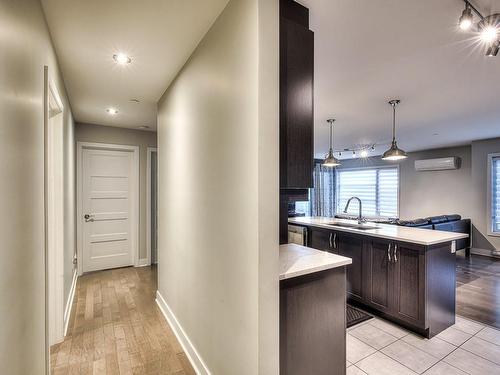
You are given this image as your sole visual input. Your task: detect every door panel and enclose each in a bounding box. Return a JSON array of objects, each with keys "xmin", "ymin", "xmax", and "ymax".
[
  {"xmin": 309, "ymin": 228, "xmax": 333, "ymax": 253},
  {"xmin": 394, "ymin": 243, "xmax": 425, "ymax": 324},
  {"xmin": 337, "ymin": 233, "xmax": 363, "ymax": 300},
  {"xmin": 280, "ymin": 18, "xmax": 314, "ymax": 189},
  {"xmin": 367, "ymin": 240, "xmax": 392, "ymax": 311},
  {"xmin": 82, "ymin": 149, "xmax": 134, "ymax": 272}
]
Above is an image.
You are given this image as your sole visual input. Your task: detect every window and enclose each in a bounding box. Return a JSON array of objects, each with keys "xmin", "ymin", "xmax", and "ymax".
[
  {"xmin": 489, "ymin": 154, "xmax": 500, "ymax": 235},
  {"xmin": 336, "ymin": 166, "xmax": 399, "ymax": 218}
]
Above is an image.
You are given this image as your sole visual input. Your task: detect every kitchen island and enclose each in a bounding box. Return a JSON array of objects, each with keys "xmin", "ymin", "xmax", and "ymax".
[
  {"xmin": 289, "ymin": 217, "xmax": 469, "ymax": 338},
  {"xmin": 280, "ymin": 244, "xmax": 351, "ymax": 375}
]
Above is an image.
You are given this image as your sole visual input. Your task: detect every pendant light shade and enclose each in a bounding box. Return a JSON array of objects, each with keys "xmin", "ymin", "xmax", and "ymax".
[
  {"xmin": 382, "ymin": 100, "xmax": 408, "ymax": 161},
  {"xmin": 323, "ymin": 119, "xmax": 341, "ymax": 167}
]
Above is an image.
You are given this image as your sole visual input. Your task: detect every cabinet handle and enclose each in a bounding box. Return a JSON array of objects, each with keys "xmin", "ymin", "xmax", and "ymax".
[
  {"xmin": 394, "ymin": 244, "xmax": 398, "ymax": 263},
  {"xmin": 329, "ymin": 233, "xmax": 333, "ymax": 248},
  {"xmin": 333, "ymin": 233, "xmax": 337, "ymax": 249},
  {"xmin": 387, "ymin": 243, "xmax": 392, "ymax": 262}
]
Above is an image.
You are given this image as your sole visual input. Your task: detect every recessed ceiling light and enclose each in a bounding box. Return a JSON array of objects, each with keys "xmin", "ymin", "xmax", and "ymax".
[
  {"xmin": 113, "ymin": 53, "xmax": 131, "ymax": 65},
  {"xmin": 106, "ymin": 108, "xmax": 118, "ymax": 115}
]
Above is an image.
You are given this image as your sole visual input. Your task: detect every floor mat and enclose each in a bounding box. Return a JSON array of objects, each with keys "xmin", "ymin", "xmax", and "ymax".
[{"xmin": 347, "ymin": 304, "xmax": 373, "ymax": 328}]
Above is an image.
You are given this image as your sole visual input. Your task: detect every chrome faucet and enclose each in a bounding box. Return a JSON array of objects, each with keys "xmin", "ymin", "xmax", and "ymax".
[{"xmin": 343, "ymin": 197, "xmax": 366, "ymax": 224}]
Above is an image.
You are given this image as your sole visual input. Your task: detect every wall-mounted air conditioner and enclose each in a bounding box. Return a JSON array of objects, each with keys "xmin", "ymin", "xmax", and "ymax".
[{"xmin": 414, "ymin": 157, "xmax": 460, "ymax": 171}]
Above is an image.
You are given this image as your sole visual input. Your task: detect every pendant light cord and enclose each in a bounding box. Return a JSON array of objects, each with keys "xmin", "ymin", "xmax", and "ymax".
[
  {"xmin": 329, "ymin": 122, "xmax": 333, "ymax": 151},
  {"xmin": 392, "ymin": 103, "xmax": 396, "ymax": 143}
]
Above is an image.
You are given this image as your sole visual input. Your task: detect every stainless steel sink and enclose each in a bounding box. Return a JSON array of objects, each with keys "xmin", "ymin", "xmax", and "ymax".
[{"xmin": 326, "ymin": 222, "xmax": 379, "ymax": 230}]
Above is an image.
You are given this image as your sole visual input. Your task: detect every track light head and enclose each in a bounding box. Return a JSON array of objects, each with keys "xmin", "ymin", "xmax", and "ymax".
[
  {"xmin": 459, "ymin": 4, "xmax": 473, "ymax": 30},
  {"xmin": 478, "ymin": 14, "xmax": 500, "ymax": 44},
  {"xmin": 486, "ymin": 41, "xmax": 500, "ymax": 56}
]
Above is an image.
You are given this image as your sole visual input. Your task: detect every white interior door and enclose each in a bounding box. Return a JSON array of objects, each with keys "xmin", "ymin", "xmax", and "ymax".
[{"xmin": 82, "ymin": 148, "xmax": 135, "ymax": 272}]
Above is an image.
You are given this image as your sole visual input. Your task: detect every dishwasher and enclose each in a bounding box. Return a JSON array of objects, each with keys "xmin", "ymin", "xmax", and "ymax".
[{"xmin": 288, "ymin": 225, "xmax": 308, "ymax": 246}]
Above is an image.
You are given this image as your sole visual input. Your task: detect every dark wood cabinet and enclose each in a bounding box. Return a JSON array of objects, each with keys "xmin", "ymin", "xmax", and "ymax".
[
  {"xmin": 280, "ymin": 0, "xmax": 314, "ymax": 189},
  {"xmin": 392, "ymin": 242, "xmax": 425, "ymax": 326},
  {"xmin": 301, "ymin": 223, "xmax": 455, "ymax": 338},
  {"xmin": 280, "ymin": 268, "xmax": 347, "ymax": 375},
  {"xmin": 309, "ymin": 228, "xmax": 333, "ymax": 253},
  {"xmin": 336, "ymin": 233, "xmax": 364, "ymax": 300},
  {"xmin": 366, "ymin": 239, "xmax": 393, "ymax": 313}
]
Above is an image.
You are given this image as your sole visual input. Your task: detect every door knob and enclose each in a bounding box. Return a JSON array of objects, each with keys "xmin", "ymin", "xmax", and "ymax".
[{"xmin": 84, "ymin": 214, "xmax": 94, "ymax": 222}]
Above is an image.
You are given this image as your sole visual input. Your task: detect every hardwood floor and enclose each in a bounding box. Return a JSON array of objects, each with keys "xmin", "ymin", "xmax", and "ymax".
[
  {"xmin": 456, "ymin": 252, "xmax": 500, "ymax": 329},
  {"xmin": 50, "ymin": 266, "xmax": 195, "ymax": 375}
]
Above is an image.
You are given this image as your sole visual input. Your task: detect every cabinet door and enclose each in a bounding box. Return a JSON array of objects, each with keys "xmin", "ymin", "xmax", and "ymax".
[
  {"xmin": 309, "ymin": 228, "xmax": 334, "ymax": 253},
  {"xmin": 336, "ymin": 233, "xmax": 364, "ymax": 300},
  {"xmin": 366, "ymin": 239, "xmax": 393, "ymax": 313},
  {"xmin": 280, "ymin": 18, "xmax": 314, "ymax": 189},
  {"xmin": 392, "ymin": 242, "xmax": 425, "ymax": 325}
]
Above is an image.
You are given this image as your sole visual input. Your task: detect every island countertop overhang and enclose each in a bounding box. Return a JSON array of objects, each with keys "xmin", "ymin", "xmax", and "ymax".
[
  {"xmin": 289, "ymin": 217, "xmax": 469, "ymax": 246},
  {"xmin": 279, "ymin": 243, "xmax": 352, "ymax": 280}
]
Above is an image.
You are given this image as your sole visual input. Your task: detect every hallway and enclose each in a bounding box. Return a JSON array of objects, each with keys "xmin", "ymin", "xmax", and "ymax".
[{"xmin": 50, "ymin": 266, "xmax": 195, "ymax": 375}]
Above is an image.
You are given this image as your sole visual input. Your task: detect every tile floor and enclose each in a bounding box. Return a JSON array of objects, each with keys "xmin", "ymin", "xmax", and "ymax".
[{"xmin": 347, "ymin": 314, "xmax": 500, "ymax": 375}]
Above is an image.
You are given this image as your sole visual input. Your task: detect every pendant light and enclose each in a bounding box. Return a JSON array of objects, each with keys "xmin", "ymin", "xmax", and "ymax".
[
  {"xmin": 323, "ymin": 119, "xmax": 341, "ymax": 167},
  {"xmin": 382, "ymin": 100, "xmax": 408, "ymax": 161}
]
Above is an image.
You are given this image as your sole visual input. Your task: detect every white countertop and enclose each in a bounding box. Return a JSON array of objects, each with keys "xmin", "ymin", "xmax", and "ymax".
[
  {"xmin": 289, "ymin": 217, "xmax": 469, "ymax": 246},
  {"xmin": 279, "ymin": 243, "xmax": 352, "ymax": 280}
]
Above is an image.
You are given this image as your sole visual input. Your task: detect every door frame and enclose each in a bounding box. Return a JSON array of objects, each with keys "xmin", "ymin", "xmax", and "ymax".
[
  {"xmin": 146, "ymin": 147, "xmax": 158, "ymax": 265},
  {"xmin": 76, "ymin": 142, "xmax": 140, "ymax": 275},
  {"xmin": 44, "ymin": 66, "xmax": 65, "ymax": 372}
]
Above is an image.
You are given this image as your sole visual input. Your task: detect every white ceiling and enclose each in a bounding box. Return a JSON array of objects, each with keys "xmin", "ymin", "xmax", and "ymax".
[
  {"xmin": 298, "ymin": 0, "xmax": 500, "ymax": 158},
  {"xmin": 41, "ymin": 0, "xmax": 230, "ymax": 131}
]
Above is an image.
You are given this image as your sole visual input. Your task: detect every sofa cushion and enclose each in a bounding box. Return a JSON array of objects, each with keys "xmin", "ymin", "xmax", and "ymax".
[
  {"xmin": 445, "ymin": 214, "xmax": 461, "ymax": 222},
  {"xmin": 395, "ymin": 218, "xmax": 430, "ymax": 227},
  {"xmin": 426, "ymin": 215, "xmax": 448, "ymax": 224}
]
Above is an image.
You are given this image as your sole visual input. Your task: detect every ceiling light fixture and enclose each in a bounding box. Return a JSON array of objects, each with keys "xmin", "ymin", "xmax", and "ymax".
[
  {"xmin": 106, "ymin": 107, "xmax": 118, "ymax": 115},
  {"xmin": 382, "ymin": 99, "xmax": 408, "ymax": 161},
  {"xmin": 457, "ymin": 1, "xmax": 500, "ymax": 56},
  {"xmin": 113, "ymin": 53, "xmax": 132, "ymax": 65},
  {"xmin": 323, "ymin": 119, "xmax": 341, "ymax": 167}
]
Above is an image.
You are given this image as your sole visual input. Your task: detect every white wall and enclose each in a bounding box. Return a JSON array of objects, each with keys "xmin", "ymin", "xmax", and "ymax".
[
  {"xmin": 156, "ymin": 0, "xmax": 279, "ymax": 373},
  {"xmin": 471, "ymin": 137, "xmax": 500, "ymax": 253},
  {"xmin": 0, "ymin": 0, "xmax": 75, "ymax": 373},
  {"xmin": 75, "ymin": 123, "xmax": 157, "ymax": 261}
]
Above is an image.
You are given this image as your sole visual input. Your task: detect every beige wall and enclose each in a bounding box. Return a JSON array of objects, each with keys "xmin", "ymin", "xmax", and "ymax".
[
  {"xmin": 157, "ymin": 0, "xmax": 279, "ymax": 373},
  {"xmin": 0, "ymin": 0, "xmax": 75, "ymax": 373},
  {"xmin": 338, "ymin": 146, "xmax": 472, "ymax": 220},
  {"xmin": 75, "ymin": 123, "xmax": 157, "ymax": 261}
]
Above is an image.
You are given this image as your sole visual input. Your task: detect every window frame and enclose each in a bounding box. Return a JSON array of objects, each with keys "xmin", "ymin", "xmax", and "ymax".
[
  {"xmin": 335, "ymin": 165, "xmax": 401, "ymax": 219},
  {"xmin": 487, "ymin": 153, "xmax": 500, "ymax": 237}
]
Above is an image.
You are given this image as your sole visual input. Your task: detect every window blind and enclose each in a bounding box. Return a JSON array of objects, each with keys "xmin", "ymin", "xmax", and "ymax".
[
  {"xmin": 336, "ymin": 167, "xmax": 399, "ymax": 218},
  {"xmin": 492, "ymin": 157, "xmax": 500, "ymax": 233}
]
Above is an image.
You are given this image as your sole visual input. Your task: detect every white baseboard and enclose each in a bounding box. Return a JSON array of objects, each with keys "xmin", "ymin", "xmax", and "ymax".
[
  {"xmin": 470, "ymin": 247, "xmax": 500, "ymax": 258},
  {"xmin": 63, "ymin": 270, "xmax": 78, "ymax": 336},
  {"xmin": 155, "ymin": 291, "xmax": 211, "ymax": 375},
  {"xmin": 136, "ymin": 258, "xmax": 150, "ymax": 267}
]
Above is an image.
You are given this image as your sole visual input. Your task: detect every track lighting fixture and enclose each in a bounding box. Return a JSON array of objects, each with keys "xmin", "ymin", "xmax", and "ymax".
[
  {"xmin": 486, "ymin": 40, "xmax": 500, "ymax": 56},
  {"xmin": 323, "ymin": 119, "xmax": 341, "ymax": 167},
  {"xmin": 382, "ymin": 100, "xmax": 407, "ymax": 161},
  {"xmin": 457, "ymin": 1, "xmax": 500, "ymax": 57},
  {"xmin": 459, "ymin": 2, "xmax": 473, "ymax": 30}
]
